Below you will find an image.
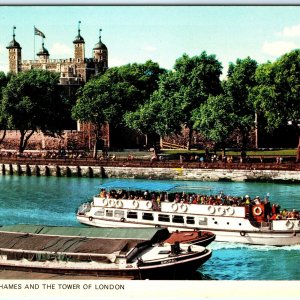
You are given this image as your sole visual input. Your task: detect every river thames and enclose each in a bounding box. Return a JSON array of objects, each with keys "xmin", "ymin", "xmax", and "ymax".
[{"xmin": 0, "ymin": 175, "xmax": 300, "ymax": 280}]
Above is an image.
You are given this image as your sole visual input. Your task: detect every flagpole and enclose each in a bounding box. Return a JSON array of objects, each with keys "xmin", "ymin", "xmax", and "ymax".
[{"xmin": 33, "ymin": 26, "xmax": 35, "ymax": 60}]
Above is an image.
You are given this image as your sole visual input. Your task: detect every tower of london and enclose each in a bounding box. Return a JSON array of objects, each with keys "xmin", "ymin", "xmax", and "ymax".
[
  {"xmin": 6, "ymin": 23, "xmax": 108, "ymax": 85},
  {"xmin": 5, "ymin": 23, "xmax": 110, "ymax": 148}
]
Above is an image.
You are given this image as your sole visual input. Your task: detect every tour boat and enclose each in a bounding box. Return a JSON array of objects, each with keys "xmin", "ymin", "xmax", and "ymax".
[
  {"xmin": 0, "ymin": 224, "xmax": 212, "ymax": 279},
  {"xmin": 76, "ymin": 181, "xmax": 300, "ymax": 246}
]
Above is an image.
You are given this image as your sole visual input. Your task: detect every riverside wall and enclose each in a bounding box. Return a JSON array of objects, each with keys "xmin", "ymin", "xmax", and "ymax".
[{"xmin": 1, "ymin": 163, "xmax": 300, "ymax": 183}]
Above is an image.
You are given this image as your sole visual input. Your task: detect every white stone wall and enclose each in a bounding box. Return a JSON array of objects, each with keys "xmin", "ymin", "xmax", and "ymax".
[{"xmin": 3, "ymin": 164, "xmax": 299, "ymax": 182}]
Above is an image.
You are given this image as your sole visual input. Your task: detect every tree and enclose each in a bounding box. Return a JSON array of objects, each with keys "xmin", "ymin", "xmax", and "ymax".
[
  {"xmin": 192, "ymin": 95, "xmax": 237, "ymax": 155},
  {"xmin": 124, "ymin": 87, "xmax": 183, "ymax": 155},
  {"xmin": 72, "ymin": 61, "xmax": 165, "ymax": 157},
  {"xmin": 2, "ymin": 69, "xmax": 69, "ymax": 153},
  {"xmin": 223, "ymin": 57, "xmax": 258, "ymax": 151},
  {"xmin": 154, "ymin": 52, "xmax": 223, "ymax": 149},
  {"xmin": 0, "ymin": 72, "xmax": 9, "ymax": 144},
  {"xmin": 252, "ymin": 50, "xmax": 300, "ymax": 161}
]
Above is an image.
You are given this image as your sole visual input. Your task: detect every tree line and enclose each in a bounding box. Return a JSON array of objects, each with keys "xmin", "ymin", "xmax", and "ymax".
[{"xmin": 0, "ymin": 50, "xmax": 299, "ymax": 160}]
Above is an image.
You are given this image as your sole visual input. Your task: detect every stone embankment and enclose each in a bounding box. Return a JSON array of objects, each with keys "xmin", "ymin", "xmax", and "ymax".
[{"xmin": 0, "ymin": 157, "xmax": 299, "ymax": 182}]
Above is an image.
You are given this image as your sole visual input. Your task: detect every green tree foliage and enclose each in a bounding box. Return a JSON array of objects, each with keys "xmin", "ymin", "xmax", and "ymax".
[
  {"xmin": 155, "ymin": 52, "xmax": 223, "ymax": 149},
  {"xmin": 224, "ymin": 57, "xmax": 258, "ymax": 150},
  {"xmin": 192, "ymin": 95, "xmax": 236, "ymax": 154},
  {"xmin": 72, "ymin": 60, "xmax": 165, "ymax": 157},
  {"xmin": 0, "ymin": 72, "xmax": 9, "ymax": 143},
  {"xmin": 2, "ymin": 69, "xmax": 69, "ymax": 153},
  {"xmin": 124, "ymin": 86, "xmax": 183, "ymax": 153},
  {"xmin": 252, "ymin": 50, "xmax": 300, "ymax": 160},
  {"xmin": 125, "ymin": 52, "xmax": 223, "ymax": 151}
]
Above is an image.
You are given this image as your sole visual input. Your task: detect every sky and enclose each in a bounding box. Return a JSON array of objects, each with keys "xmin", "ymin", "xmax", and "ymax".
[{"xmin": 1, "ymin": 6, "xmax": 300, "ymax": 76}]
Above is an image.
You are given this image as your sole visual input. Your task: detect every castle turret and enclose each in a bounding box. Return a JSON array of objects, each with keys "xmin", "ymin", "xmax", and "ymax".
[
  {"xmin": 6, "ymin": 26, "xmax": 22, "ymax": 74},
  {"xmin": 73, "ymin": 21, "xmax": 85, "ymax": 63},
  {"xmin": 37, "ymin": 42, "xmax": 50, "ymax": 60},
  {"xmin": 93, "ymin": 29, "xmax": 108, "ymax": 74}
]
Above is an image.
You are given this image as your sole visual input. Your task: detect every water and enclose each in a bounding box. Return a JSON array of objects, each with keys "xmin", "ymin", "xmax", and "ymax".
[{"xmin": 0, "ymin": 176, "xmax": 300, "ymax": 280}]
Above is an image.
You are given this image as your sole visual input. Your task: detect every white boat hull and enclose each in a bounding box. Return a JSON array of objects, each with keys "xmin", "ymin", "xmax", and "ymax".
[{"xmin": 77, "ymin": 215, "xmax": 300, "ymax": 246}]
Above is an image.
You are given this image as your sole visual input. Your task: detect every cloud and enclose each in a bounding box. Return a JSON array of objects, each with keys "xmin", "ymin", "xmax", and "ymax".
[
  {"xmin": 50, "ymin": 43, "xmax": 72, "ymax": 57},
  {"xmin": 109, "ymin": 57, "xmax": 128, "ymax": 67},
  {"xmin": 0, "ymin": 62, "xmax": 9, "ymax": 73},
  {"xmin": 140, "ymin": 45, "xmax": 157, "ymax": 53},
  {"xmin": 278, "ymin": 24, "xmax": 300, "ymax": 37},
  {"xmin": 261, "ymin": 40, "xmax": 297, "ymax": 57}
]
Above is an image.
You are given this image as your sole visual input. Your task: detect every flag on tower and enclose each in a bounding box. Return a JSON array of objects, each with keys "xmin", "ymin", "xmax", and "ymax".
[{"xmin": 34, "ymin": 26, "xmax": 45, "ymax": 38}]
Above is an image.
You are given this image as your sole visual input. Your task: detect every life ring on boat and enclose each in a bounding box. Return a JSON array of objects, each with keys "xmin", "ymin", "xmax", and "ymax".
[
  {"xmin": 180, "ymin": 204, "xmax": 188, "ymax": 212},
  {"xmin": 226, "ymin": 206, "xmax": 235, "ymax": 215},
  {"xmin": 240, "ymin": 231, "xmax": 246, "ymax": 236},
  {"xmin": 171, "ymin": 203, "xmax": 178, "ymax": 212},
  {"xmin": 102, "ymin": 198, "xmax": 108, "ymax": 207},
  {"xmin": 208, "ymin": 206, "xmax": 215, "ymax": 214},
  {"xmin": 120, "ymin": 217, "xmax": 125, "ymax": 222},
  {"xmin": 88, "ymin": 216, "xmax": 93, "ymax": 222},
  {"xmin": 253, "ymin": 206, "xmax": 263, "ymax": 216},
  {"xmin": 132, "ymin": 200, "xmax": 139, "ymax": 209},
  {"xmin": 285, "ymin": 220, "xmax": 294, "ymax": 230},
  {"xmin": 108, "ymin": 199, "xmax": 116, "ymax": 207},
  {"xmin": 146, "ymin": 201, "xmax": 152, "ymax": 209},
  {"xmin": 116, "ymin": 200, "xmax": 123, "ymax": 208},
  {"xmin": 217, "ymin": 207, "xmax": 225, "ymax": 216}
]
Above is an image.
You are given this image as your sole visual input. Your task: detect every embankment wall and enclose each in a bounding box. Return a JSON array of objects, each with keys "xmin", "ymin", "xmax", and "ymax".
[{"xmin": 1, "ymin": 163, "xmax": 300, "ymax": 183}]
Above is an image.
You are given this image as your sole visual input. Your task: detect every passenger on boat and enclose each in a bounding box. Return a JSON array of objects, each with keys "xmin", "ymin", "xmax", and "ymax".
[
  {"xmin": 100, "ymin": 189, "xmax": 106, "ymax": 198},
  {"xmin": 254, "ymin": 196, "xmax": 261, "ymax": 205}
]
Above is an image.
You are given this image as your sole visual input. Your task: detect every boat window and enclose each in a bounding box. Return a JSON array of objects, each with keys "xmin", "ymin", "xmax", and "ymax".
[
  {"xmin": 142, "ymin": 212, "xmax": 154, "ymax": 221},
  {"xmin": 127, "ymin": 211, "xmax": 138, "ymax": 219},
  {"xmin": 186, "ymin": 216, "xmax": 195, "ymax": 224},
  {"xmin": 198, "ymin": 217, "xmax": 208, "ymax": 225},
  {"xmin": 158, "ymin": 214, "xmax": 170, "ymax": 222},
  {"xmin": 114, "ymin": 210, "xmax": 125, "ymax": 218},
  {"xmin": 172, "ymin": 215, "xmax": 184, "ymax": 224},
  {"xmin": 106, "ymin": 210, "xmax": 113, "ymax": 217},
  {"xmin": 94, "ymin": 209, "xmax": 105, "ymax": 216}
]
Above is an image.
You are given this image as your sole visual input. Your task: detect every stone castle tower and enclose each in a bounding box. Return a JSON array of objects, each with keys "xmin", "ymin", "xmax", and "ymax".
[
  {"xmin": 7, "ymin": 23, "xmax": 108, "ymax": 85},
  {"xmin": 6, "ymin": 27, "xmax": 22, "ymax": 74}
]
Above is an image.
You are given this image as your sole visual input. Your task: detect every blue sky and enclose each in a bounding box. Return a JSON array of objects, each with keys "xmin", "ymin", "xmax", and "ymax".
[{"xmin": 1, "ymin": 6, "xmax": 300, "ymax": 76}]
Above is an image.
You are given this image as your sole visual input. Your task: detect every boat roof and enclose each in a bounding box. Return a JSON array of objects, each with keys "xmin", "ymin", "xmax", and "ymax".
[
  {"xmin": 0, "ymin": 225, "xmax": 170, "ymax": 257},
  {"xmin": 0, "ymin": 224, "xmax": 169, "ymax": 242},
  {"xmin": 99, "ymin": 179, "xmax": 178, "ymax": 191}
]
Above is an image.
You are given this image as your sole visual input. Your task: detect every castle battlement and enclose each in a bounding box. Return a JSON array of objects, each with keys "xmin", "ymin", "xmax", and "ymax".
[{"xmin": 22, "ymin": 58, "xmax": 75, "ymax": 64}]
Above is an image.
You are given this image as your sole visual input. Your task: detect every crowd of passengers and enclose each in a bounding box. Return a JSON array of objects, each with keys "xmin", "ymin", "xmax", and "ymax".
[{"xmin": 98, "ymin": 189, "xmax": 300, "ymax": 220}]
